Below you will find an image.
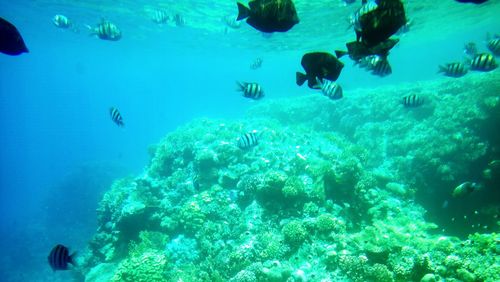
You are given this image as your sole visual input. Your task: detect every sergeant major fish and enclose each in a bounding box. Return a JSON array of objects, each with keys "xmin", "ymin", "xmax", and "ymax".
[
  {"xmin": 487, "ymin": 37, "xmax": 500, "ymax": 56},
  {"xmin": 438, "ymin": 62, "xmax": 468, "ymax": 77},
  {"xmin": 48, "ymin": 244, "xmax": 76, "ymax": 271},
  {"xmin": 469, "ymin": 53, "xmax": 497, "ymax": 71},
  {"xmin": 151, "ymin": 9, "xmax": 170, "ymax": 24},
  {"xmin": 316, "ymin": 78, "xmax": 343, "ymax": 100},
  {"xmin": 402, "ymin": 94, "xmax": 424, "ymax": 108},
  {"xmin": 237, "ymin": 131, "xmax": 259, "ymax": 149},
  {"xmin": 358, "ymin": 55, "xmax": 392, "ymax": 77},
  {"xmin": 88, "ymin": 20, "xmax": 121, "ymax": 41},
  {"xmin": 52, "ymin": 14, "xmax": 71, "ymax": 28},
  {"xmin": 237, "ymin": 82, "xmax": 264, "ymax": 100},
  {"xmin": 110, "ymin": 107, "xmax": 124, "ymax": 127}
]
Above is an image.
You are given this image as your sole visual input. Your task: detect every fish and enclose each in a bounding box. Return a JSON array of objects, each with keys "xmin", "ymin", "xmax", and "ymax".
[
  {"xmin": 151, "ymin": 9, "xmax": 170, "ymax": 24},
  {"xmin": 250, "ymin": 57, "xmax": 263, "ymax": 69},
  {"xmin": 455, "ymin": 0, "xmax": 488, "ymax": 4},
  {"xmin": 52, "ymin": 15, "xmax": 71, "ymax": 28},
  {"xmin": 224, "ymin": 15, "xmax": 241, "ymax": 29},
  {"xmin": 316, "ymin": 78, "xmax": 343, "ymax": 100},
  {"xmin": 402, "ymin": 94, "xmax": 424, "ymax": 108},
  {"xmin": 110, "ymin": 107, "xmax": 124, "ymax": 127},
  {"xmin": 48, "ymin": 244, "xmax": 76, "ymax": 271},
  {"xmin": 296, "ymin": 52, "xmax": 344, "ymax": 89},
  {"xmin": 89, "ymin": 20, "xmax": 121, "ymax": 41},
  {"xmin": 438, "ymin": 62, "xmax": 468, "ymax": 77},
  {"xmin": 487, "ymin": 38, "xmax": 500, "ymax": 56},
  {"xmin": 358, "ymin": 55, "xmax": 392, "ymax": 77},
  {"xmin": 236, "ymin": 0, "xmax": 299, "ymax": 33},
  {"xmin": 174, "ymin": 14, "xmax": 185, "ymax": 26},
  {"xmin": 237, "ymin": 131, "xmax": 259, "ymax": 149},
  {"xmin": 0, "ymin": 17, "xmax": 29, "ymax": 56},
  {"xmin": 237, "ymin": 82, "xmax": 264, "ymax": 100},
  {"xmin": 464, "ymin": 42, "xmax": 477, "ymax": 57},
  {"xmin": 356, "ymin": 0, "xmax": 407, "ymax": 47},
  {"xmin": 335, "ymin": 38, "xmax": 399, "ymax": 62},
  {"xmin": 348, "ymin": 0, "xmax": 378, "ymax": 31},
  {"xmin": 452, "ymin": 182, "xmax": 480, "ymax": 197},
  {"xmin": 469, "ymin": 53, "xmax": 497, "ymax": 71}
]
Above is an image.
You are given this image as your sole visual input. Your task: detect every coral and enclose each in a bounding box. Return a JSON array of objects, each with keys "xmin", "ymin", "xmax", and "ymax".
[
  {"xmin": 111, "ymin": 251, "xmax": 167, "ymax": 282},
  {"xmin": 282, "ymin": 220, "xmax": 308, "ymax": 248},
  {"xmin": 315, "ymin": 213, "xmax": 346, "ymax": 235},
  {"xmin": 229, "ymin": 270, "xmax": 257, "ymax": 282}
]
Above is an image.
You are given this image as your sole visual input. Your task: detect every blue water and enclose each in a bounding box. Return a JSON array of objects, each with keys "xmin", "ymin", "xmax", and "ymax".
[{"xmin": 1, "ymin": 0, "xmax": 499, "ymax": 280}]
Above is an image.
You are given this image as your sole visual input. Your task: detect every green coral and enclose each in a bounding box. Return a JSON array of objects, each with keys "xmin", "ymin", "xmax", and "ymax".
[
  {"xmin": 111, "ymin": 251, "xmax": 167, "ymax": 282},
  {"xmin": 282, "ymin": 176, "xmax": 306, "ymax": 201},
  {"xmin": 282, "ymin": 220, "xmax": 307, "ymax": 247}
]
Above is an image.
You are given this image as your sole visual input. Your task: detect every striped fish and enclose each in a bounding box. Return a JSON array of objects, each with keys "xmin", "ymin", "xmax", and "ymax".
[
  {"xmin": 174, "ymin": 14, "xmax": 185, "ymax": 27},
  {"xmin": 402, "ymin": 95, "xmax": 424, "ymax": 108},
  {"xmin": 470, "ymin": 53, "xmax": 497, "ymax": 71},
  {"xmin": 48, "ymin": 244, "xmax": 76, "ymax": 271},
  {"xmin": 438, "ymin": 62, "xmax": 468, "ymax": 77},
  {"xmin": 316, "ymin": 78, "xmax": 343, "ymax": 100},
  {"xmin": 52, "ymin": 15, "xmax": 71, "ymax": 28},
  {"xmin": 237, "ymin": 82, "xmax": 264, "ymax": 100},
  {"xmin": 152, "ymin": 9, "xmax": 170, "ymax": 24},
  {"xmin": 359, "ymin": 55, "xmax": 392, "ymax": 77},
  {"xmin": 237, "ymin": 131, "xmax": 259, "ymax": 149},
  {"xmin": 349, "ymin": 0, "xmax": 378, "ymax": 31},
  {"xmin": 90, "ymin": 20, "xmax": 121, "ymax": 41},
  {"xmin": 464, "ymin": 42, "xmax": 477, "ymax": 57},
  {"xmin": 110, "ymin": 107, "xmax": 124, "ymax": 127},
  {"xmin": 250, "ymin": 57, "xmax": 263, "ymax": 69},
  {"xmin": 487, "ymin": 38, "xmax": 500, "ymax": 56}
]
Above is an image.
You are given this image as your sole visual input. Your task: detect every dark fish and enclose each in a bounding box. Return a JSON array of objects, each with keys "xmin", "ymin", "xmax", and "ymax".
[
  {"xmin": 335, "ymin": 38, "xmax": 399, "ymax": 62},
  {"xmin": 358, "ymin": 55, "xmax": 392, "ymax": 77},
  {"xmin": 316, "ymin": 78, "xmax": 343, "ymax": 100},
  {"xmin": 455, "ymin": 0, "xmax": 488, "ymax": 4},
  {"xmin": 452, "ymin": 182, "xmax": 480, "ymax": 197},
  {"xmin": 236, "ymin": 0, "xmax": 299, "ymax": 33},
  {"xmin": 237, "ymin": 131, "xmax": 259, "ymax": 149},
  {"xmin": 348, "ymin": 0, "xmax": 378, "ymax": 31},
  {"xmin": 402, "ymin": 94, "xmax": 424, "ymax": 108},
  {"xmin": 174, "ymin": 14, "xmax": 185, "ymax": 26},
  {"xmin": 237, "ymin": 82, "xmax": 264, "ymax": 100},
  {"xmin": 0, "ymin": 17, "xmax": 29, "ymax": 56},
  {"xmin": 250, "ymin": 57, "xmax": 263, "ymax": 69},
  {"xmin": 470, "ymin": 53, "xmax": 497, "ymax": 71},
  {"xmin": 487, "ymin": 38, "xmax": 500, "ymax": 56},
  {"xmin": 296, "ymin": 52, "xmax": 344, "ymax": 89},
  {"xmin": 438, "ymin": 63, "xmax": 468, "ymax": 77},
  {"xmin": 48, "ymin": 244, "xmax": 76, "ymax": 271},
  {"xmin": 110, "ymin": 107, "xmax": 124, "ymax": 127},
  {"xmin": 89, "ymin": 20, "xmax": 121, "ymax": 41},
  {"xmin": 356, "ymin": 0, "xmax": 407, "ymax": 47},
  {"xmin": 464, "ymin": 42, "xmax": 477, "ymax": 57}
]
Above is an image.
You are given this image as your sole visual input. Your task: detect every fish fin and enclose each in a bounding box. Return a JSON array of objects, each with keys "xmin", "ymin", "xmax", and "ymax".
[
  {"xmin": 236, "ymin": 81, "xmax": 245, "ymax": 91},
  {"xmin": 438, "ymin": 65, "xmax": 446, "ymax": 73},
  {"xmin": 69, "ymin": 252, "xmax": 77, "ymax": 265},
  {"xmin": 236, "ymin": 3, "xmax": 250, "ymax": 21},
  {"xmin": 296, "ymin": 72, "xmax": 307, "ymax": 86},
  {"xmin": 335, "ymin": 50, "xmax": 348, "ymax": 58}
]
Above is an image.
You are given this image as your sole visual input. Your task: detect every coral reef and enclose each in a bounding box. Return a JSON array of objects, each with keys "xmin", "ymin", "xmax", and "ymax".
[{"xmin": 80, "ymin": 72, "xmax": 500, "ymax": 281}]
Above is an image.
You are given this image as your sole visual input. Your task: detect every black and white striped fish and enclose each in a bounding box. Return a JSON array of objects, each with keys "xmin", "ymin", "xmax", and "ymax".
[
  {"xmin": 402, "ymin": 95, "xmax": 424, "ymax": 108},
  {"xmin": 48, "ymin": 244, "xmax": 76, "ymax": 271},
  {"xmin": 88, "ymin": 20, "xmax": 121, "ymax": 41},
  {"xmin": 470, "ymin": 53, "xmax": 497, "ymax": 71},
  {"xmin": 438, "ymin": 62, "xmax": 468, "ymax": 77},
  {"xmin": 52, "ymin": 15, "xmax": 71, "ymax": 28},
  {"xmin": 110, "ymin": 107, "xmax": 124, "ymax": 127},
  {"xmin": 152, "ymin": 9, "xmax": 170, "ymax": 24},
  {"xmin": 316, "ymin": 78, "xmax": 343, "ymax": 100},
  {"xmin": 237, "ymin": 82, "xmax": 264, "ymax": 100},
  {"xmin": 359, "ymin": 55, "xmax": 392, "ymax": 77},
  {"xmin": 487, "ymin": 38, "xmax": 500, "ymax": 56},
  {"xmin": 237, "ymin": 131, "xmax": 259, "ymax": 149},
  {"xmin": 348, "ymin": 0, "xmax": 378, "ymax": 31},
  {"xmin": 174, "ymin": 14, "xmax": 185, "ymax": 27}
]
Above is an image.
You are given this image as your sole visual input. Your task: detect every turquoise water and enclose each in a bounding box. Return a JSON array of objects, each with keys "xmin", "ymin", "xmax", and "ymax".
[{"xmin": 1, "ymin": 1, "xmax": 499, "ymax": 281}]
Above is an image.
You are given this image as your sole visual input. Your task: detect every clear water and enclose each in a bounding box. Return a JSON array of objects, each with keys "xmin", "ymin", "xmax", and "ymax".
[{"xmin": 1, "ymin": 0, "xmax": 499, "ymax": 281}]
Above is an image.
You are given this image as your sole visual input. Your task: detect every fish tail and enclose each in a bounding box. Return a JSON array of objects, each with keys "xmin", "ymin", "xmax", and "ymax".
[
  {"xmin": 69, "ymin": 252, "xmax": 77, "ymax": 265},
  {"xmin": 236, "ymin": 81, "xmax": 245, "ymax": 91},
  {"xmin": 296, "ymin": 72, "xmax": 307, "ymax": 86},
  {"xmin": 438, "ymin": 65, "xmax": 446, "ymax": 73},
  {"xmin": 236, "ymin": 2, "xmax": 250, "ymax": 21},
  {"xmin": 335, "ymin": 50, "xmax": 348, "ymax": 59}
]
